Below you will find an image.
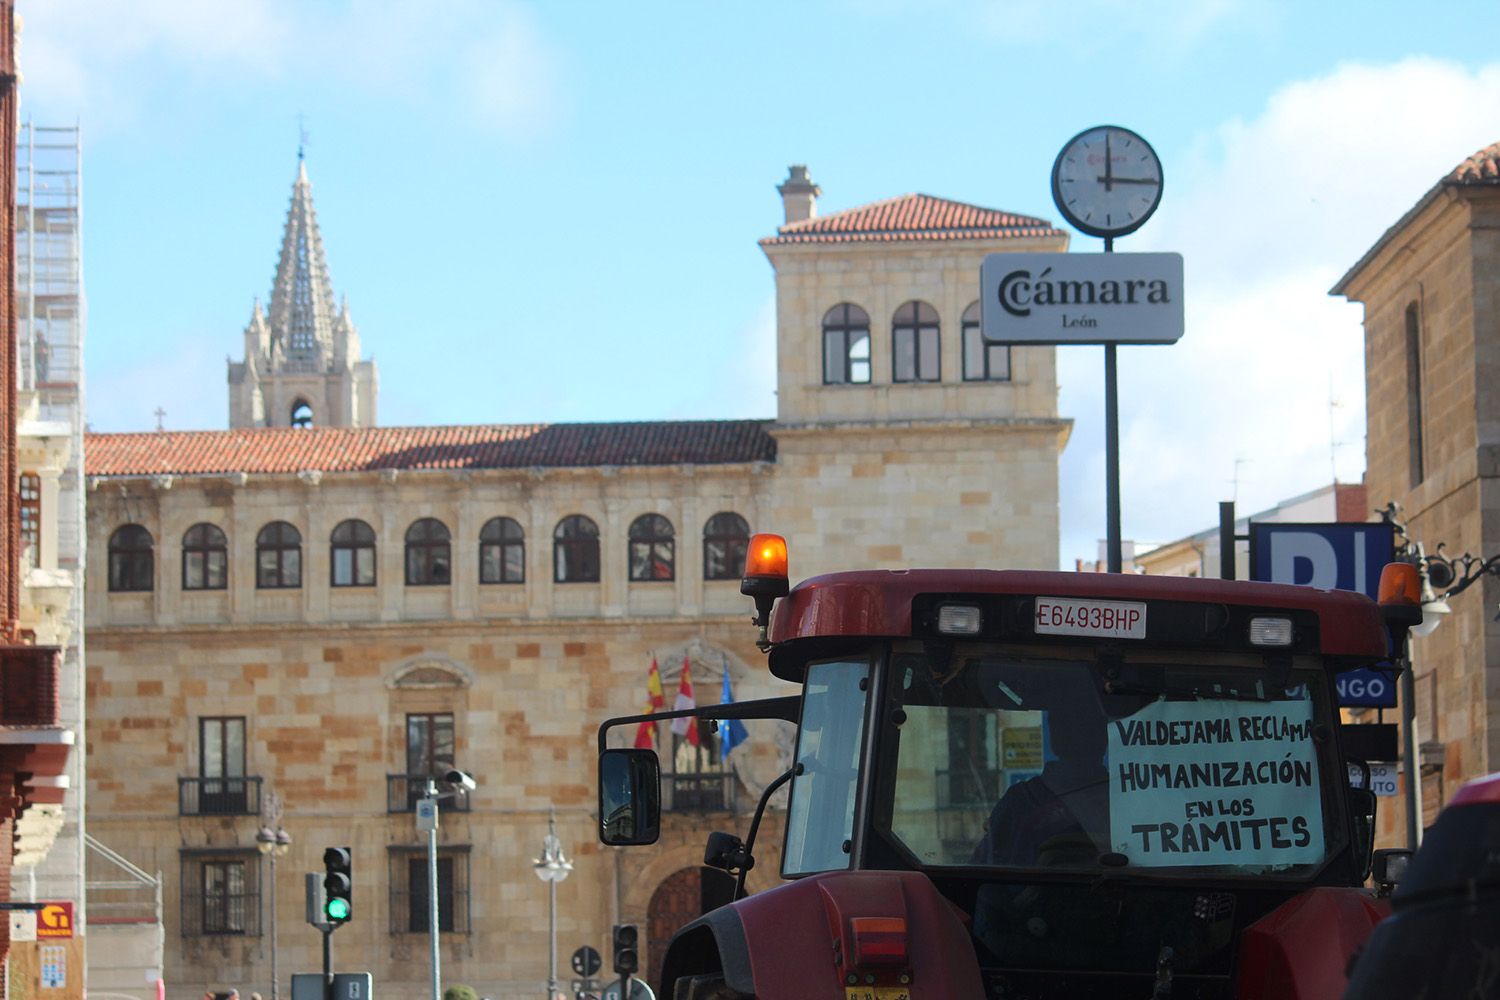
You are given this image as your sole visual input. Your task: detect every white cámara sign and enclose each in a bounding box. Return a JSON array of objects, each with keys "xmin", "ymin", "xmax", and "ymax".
[{"xmin": 980, "ymin": 252, "xmax": 1184, "ymax": 345}]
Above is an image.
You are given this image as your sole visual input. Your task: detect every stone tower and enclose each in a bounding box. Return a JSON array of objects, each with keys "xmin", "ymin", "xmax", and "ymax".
[{"xmin": 227, "ymin": 160, "xmax": 377, "ymax": 428}]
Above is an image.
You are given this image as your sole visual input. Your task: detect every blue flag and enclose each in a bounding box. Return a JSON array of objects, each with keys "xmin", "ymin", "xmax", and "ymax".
[{"xmin": 719, "ymin": 664, "xmax": 749, "ymax": 757}]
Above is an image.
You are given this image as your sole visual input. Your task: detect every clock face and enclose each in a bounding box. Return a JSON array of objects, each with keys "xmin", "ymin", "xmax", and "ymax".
[{"xmin": 1051, "ymin": 126, "xmax": 1163, "ymax": 239}]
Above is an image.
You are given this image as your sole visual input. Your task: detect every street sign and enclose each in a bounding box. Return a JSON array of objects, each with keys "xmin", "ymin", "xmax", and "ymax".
[
  {"xmin": 1248, "ymin": 521, "xmax": 1398, "ymax": 708},
  {"xmin": 1349, "ymin": 761, "xmax": 1400, "ymax": 797},
  {"xmin": 600, "ymin": 978, "xmax": 655, "ymax": 1000},
  {"xmin": 291, "ymin": 973, "xmax": 372, "ymax": 1000},
  {"xmin": 979, "ymin": 252, "xmax": 1184, "ymax": 345},
  {"xmin": 415, "ymin": 797, "xmax": 438, "ymax": 832},
  {"xmin": 572, "ymin": 944, "xmax": 602, "ymax": 978}
]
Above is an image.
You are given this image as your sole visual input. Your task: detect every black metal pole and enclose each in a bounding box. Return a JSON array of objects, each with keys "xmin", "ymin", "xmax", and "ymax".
[
  {"xmin": 1103, "ymin": 234, "xmax": 1122, "ymax": 573},
  {"xmin": 1219, "ymin": 501, "xmax": 1236, "ymax": 580},
  {"xmin": 1401, "ymin": 632, "xmax": 1422, "ymax": 849},
  {"xmin": 322, "ymin": 926, "xmax": 333, "ymax": 1000},
  {"xmin": 1105, "ymin": 342, "xmax": 1122, "ymax": 573}
]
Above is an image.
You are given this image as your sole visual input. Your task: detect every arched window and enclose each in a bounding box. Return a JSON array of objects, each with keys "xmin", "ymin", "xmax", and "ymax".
[
  {"xmin": 892, "ymin": 300, "xmax": 940, "ymax": 382},
  {"xmin": 330, "ymin": 519, "xmax": 376, "ymax": 588},
  {"xmin": 182, "ymin": 523, "xmax": 228, "ymax": 591},
  {"xmin": 822, "ymin": 303, "xmax": 871, "ymax": 385},
  {"xmin": 554, "ymin": 515, "xmax": 600, "ymax": 583},
  {"xmin": 405, "ymin": 519, "xmax": 452, "ymax": 586},
  {"xmin": 703, "ymin": 512, "xmax": 750, "ymax": 581},
  {"xmin": 628, "ymin": 514, "xmax": 675, "ymax": 582},
  {"xmin": 962, "ymin": 301, "xmax": 1010, "ymax": 381},
  {"xmin": 479, "ymin": 517, "xmax": 525, "ymax": 584},
  {"xmin": 108, "ymin": 524, "xmax": 154, "ymax": 592},
  {"xmin": 290, "ymin": 400, "xmax": 314, "ymax": 428},
  {"xmin": 256, "ymin": 521, "xmax": 302, "ymax": 589}
]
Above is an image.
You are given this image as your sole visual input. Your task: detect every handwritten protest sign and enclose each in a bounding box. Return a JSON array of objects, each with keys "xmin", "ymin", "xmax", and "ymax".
[{"xmin": 1108, "ymin": 698, "xmax": 1324, "ymax": 868}]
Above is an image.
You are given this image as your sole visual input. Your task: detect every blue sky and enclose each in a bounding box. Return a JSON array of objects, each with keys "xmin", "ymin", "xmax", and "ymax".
[{"xmin": 22, "ymin": 1, "xmax": 1500, "ymax": 566}]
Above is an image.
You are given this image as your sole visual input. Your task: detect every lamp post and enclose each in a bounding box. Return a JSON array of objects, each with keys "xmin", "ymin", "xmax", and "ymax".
[
  {"xmin": 256, "ymin": 792, "xmax": 292, "ymax": 1000},
  {"xmin": 532, "ymin": 810, "xmax": 573, "ymax": 1000},
  {"xmin": 422, "ymin": 770, "xmax": 477, "ymax": 1000}
]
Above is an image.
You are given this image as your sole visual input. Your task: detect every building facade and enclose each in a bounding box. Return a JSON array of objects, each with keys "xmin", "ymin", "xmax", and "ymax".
[
  {"xmin": 84, "ymin": 165, "xmax": 1071, "ymax": 998},
  {"xmin": 1333, "ymin": 140, "xmax": 1500, "ymax": 842}
]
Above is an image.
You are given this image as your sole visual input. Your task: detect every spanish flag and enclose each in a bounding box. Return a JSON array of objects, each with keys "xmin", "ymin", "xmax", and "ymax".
[{"xmin": 633, "ymin": 657, "xmax": 666, "ymax": 748}]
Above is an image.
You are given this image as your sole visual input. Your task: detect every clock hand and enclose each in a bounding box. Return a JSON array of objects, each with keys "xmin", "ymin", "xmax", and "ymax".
[
  {"xmin": 1097, "ymin": 176, "xmax": 1159, "ymax": 186},
  {"xmin": 1104, "ymin": 133, "xmax": 1114, "ymax": 192}
]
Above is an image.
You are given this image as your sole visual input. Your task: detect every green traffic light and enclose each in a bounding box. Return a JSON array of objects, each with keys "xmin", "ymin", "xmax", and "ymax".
[{"xmin": 326, "ymin": 898, "xmax": 350, "ymax": 920}]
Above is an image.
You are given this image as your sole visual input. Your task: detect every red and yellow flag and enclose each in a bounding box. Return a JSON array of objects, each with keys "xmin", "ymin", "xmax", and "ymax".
[{"xmin": 633, "ymin": 657, "xmax": 666, "ymax": 748}]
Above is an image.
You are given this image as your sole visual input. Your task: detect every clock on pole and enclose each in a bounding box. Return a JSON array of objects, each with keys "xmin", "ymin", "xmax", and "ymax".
[{"xmin": 1051, "ymin": 125, "xmax": 1163, "ymax": 240}]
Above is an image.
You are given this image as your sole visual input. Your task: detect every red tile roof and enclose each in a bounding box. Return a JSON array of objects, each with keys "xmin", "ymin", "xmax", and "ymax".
[
  {"xmin": 760, "ymin": 193, "xmax": 1064, "ymax": 246},
  {"xmin": 85, "ymin": 421, "xmax": 777, "ymax": 477},
  {"xmin": 1448, "ymin": 140, "xmax": 1500, "ymax": 185},
  {"xmin": 1334, "ymin": 138, "xmax": 1500, "ymax": 294}
]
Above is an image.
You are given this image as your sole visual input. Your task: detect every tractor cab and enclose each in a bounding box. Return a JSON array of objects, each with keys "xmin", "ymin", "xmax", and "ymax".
[{"xmin": 598, "ymin": 537, "xmax": 1418, "ymax": 1000}]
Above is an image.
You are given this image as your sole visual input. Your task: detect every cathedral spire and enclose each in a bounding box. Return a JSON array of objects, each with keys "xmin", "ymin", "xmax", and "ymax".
[
  {"xmin": 228, "ymin": 161, "xmax": 377, "ymax": 430},
  {"xmin": 267, "ymin": 161, "xmax": 337, "ymax": 364}
]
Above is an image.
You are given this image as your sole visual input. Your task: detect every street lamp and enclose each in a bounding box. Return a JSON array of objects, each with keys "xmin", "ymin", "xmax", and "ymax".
[
  {"xmin": 532, "ymin": 810, "xmax": 573, "ymax": 1000},
  {"xmin": 423, "ymin": 770, "xmax": 477, "ymax": 1000},
  {"xmin": 256, "ymin": 793, "xmax": 292, "ymax": 1000}
]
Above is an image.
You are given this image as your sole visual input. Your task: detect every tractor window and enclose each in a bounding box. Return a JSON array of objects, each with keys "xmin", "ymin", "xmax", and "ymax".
[
  {"xmin": 783, "ymin": 658, "xmax": 871, "ymax": 876},
  {"xmin": 881, "ymin": 644, "xmax": 1338, "ymax": 879}
]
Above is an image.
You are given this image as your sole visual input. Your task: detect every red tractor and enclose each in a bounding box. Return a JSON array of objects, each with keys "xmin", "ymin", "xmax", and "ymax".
[{"xmin": 599, "ymin": 536, "xmax": 1422, "ymax": 1000}]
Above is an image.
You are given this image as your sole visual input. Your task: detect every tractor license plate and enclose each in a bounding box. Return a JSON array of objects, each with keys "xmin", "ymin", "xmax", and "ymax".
[
  {"xmin": 1034, "ymin": 597, "xmax": 1146, "ymax": 639},
  {"xmin": 845, "ymin": 989, "xmax": 910, "ymax": 1000}
]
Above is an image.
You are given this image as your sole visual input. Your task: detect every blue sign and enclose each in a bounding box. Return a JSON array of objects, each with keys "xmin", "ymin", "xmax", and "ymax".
[{"xmin": 1248, "ymin": 522, "xmax": 1396, "ymax": 708}]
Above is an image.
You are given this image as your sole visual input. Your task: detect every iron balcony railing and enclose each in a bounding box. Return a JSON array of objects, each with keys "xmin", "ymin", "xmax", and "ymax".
[
  {"xmin": 178, "ymin": 776, "xmax": 262, "ymax": 817},
  {"xmin": 386, "ymin": 774, "xmax": 471, "ymax": 814},
  {"xmin": 664, "ymin": 770, "xmax": 736, "ymax": 813}
]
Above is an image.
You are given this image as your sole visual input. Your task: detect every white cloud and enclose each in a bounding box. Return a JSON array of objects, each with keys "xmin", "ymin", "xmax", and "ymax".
[
  {"xmin": 17, "ymin": 0, "xmax": 567, "ymax": 139},
  {"xmin": 1060, "ymin": 57, "xmax": 1500, "ymax": 565}
]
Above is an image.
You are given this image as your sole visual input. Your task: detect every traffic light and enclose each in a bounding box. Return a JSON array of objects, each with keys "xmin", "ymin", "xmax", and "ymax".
[
  {"xmin": 322, "ymin": 846, "xmax": 352, "ymax": 924},
  {"xmin": 612, "ymin": 923, "xmax": 639, "ymax": 975}
]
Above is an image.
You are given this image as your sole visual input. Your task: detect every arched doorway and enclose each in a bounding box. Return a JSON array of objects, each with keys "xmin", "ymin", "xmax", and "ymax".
[{"xmin": 646, "ymin": 866, "xmax": 735, "ymax": 990}]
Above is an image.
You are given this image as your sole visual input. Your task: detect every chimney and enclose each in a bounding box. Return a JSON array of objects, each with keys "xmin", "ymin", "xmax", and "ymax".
[{"xmin": 778, "ymin": 165, "xmax": 820, "ymax": 225}]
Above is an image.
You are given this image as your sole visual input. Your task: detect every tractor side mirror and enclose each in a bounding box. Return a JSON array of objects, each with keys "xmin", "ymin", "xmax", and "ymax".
[
  {"xmin": 598, "ymin": 748, "xmax": 661, "ymax": 846},
  {"xmin": 1371, "ymin": 848, "xmax": 1413, "ymax": 897}
]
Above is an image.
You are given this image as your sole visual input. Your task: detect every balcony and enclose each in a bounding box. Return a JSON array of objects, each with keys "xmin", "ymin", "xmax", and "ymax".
[
  {"xmin": 0, "ymin": 644, "xmax": 60, "ymax": 726},
  {"xmin": 178, "ymin": 776, "xmax": 262, "ymax": 817},
  {"xmin": 663, "ymin": 770, "xmax": 735, "ymax": 813},
  {"xmin": 387, "ymin": 774, "xmax": 470, "ymax": 814}
]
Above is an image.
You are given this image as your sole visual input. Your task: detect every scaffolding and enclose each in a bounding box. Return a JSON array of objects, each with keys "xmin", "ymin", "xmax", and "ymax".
[{"xmin": 17, "ymin": 122, "xmax": 83, "ymax": 416}]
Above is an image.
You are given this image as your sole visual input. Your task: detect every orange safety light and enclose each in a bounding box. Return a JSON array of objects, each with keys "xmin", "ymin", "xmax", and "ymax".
[
  {"xmin": 742, "ymin": 533, "xmax": 789, "ymax": 588},
  {"xmin": 1377, "ymin": 562, "xmax": 1424, "ymax": 628},
  {"xmin": 742, "ymin": 533, "xmax": 790, "ymax": 648}
]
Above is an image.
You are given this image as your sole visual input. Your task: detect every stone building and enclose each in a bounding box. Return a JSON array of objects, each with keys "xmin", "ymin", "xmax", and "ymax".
[
  {"xmin": 83, "ymin": 164, "xmax": 1071, "ymax": 998},
  {"xmin": 1333, "ymin": 139, "xmax": 1500, "ymax": 841}
]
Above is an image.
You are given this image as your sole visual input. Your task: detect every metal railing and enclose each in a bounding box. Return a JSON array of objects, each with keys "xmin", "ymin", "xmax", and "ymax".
[
  {"xmin": 664, "ymin": 770, "xmax": 736, "ymax": 813},
  {"xmin": 178, "ymin": 776, "xmax": 262, "ymax": 817},
  {"xmin": 386, "ymin": 774, "xmax": 470, "ymax": 813}
]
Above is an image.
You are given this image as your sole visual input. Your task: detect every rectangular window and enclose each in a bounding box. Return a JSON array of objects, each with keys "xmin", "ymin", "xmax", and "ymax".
[
  {"xmin": 389, "ymin": 848, "xmax": 470, "ymax": 934},
  {"xmin": 406, "ymin": 713, "xmax": 455, "ymax": 777},
  {"xmin": 200, "ymin": 717, "xmax": 247, "ymax": 815},
  {"xmin": 180, "ymin": 853, "xmax": 260, "ymax": 937},
  {"xmin": 1406, "ymin": 302, "xmax": 1425, "ymax": 487},
  {"xmin": 18, "ymin": 473, "xmax": 39, "ymax": 570},
  {"xmin": 893, "ymin": 328, "xmax": 939, "ymax": 382},
  {"xmin": 332, "ymin": 546, "xmax": 376, "ymax": 587},
  {"xmin": 783, "ymin": 658, "xmax": 871, "ymax": 876},
  {"xmin": 963, "ymin": 324, "xmax": 1011, "ymax": 381}
]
